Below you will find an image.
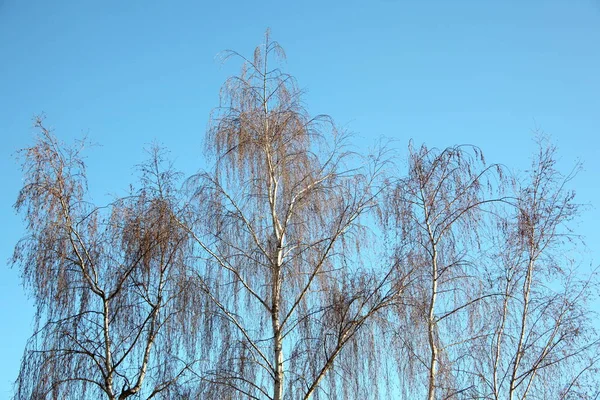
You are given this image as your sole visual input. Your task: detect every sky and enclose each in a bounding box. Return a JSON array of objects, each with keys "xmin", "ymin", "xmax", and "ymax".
[{"xmin": 1, "ymin": 0, "xmax": 599, "ymax": 397}]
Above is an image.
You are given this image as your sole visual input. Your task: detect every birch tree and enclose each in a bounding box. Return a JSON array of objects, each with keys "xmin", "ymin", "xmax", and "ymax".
[
  {"xmin": 181, "ymin": 31, "xmax": 402, "ymax": 400},
  {"xmin": 473, "ymin": 138, "xmax": 600, "ymax": 400},
  {"xmin": 12, "ymin": 120, "xmax": 196, "ymax": 399},
  {"xmin": 383, "ymin": 143, "xmax": 504, "ymax": 399},
  {"xmin": 11, "ymin": 36, "xmax": 600, "ymax": 400}
]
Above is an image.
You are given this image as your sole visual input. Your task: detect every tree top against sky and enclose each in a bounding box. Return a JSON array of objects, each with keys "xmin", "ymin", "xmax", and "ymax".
[{"xmin": 1, "ymin": 1, "xmax": 599, "ymax": 397}]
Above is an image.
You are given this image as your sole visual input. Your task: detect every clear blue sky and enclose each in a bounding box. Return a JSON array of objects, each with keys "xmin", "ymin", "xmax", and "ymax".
[{"xmin": 1, "ymin": 0, "xmax": 599, "ymax": 396}]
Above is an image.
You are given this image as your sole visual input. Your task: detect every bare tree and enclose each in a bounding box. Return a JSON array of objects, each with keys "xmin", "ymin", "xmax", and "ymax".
[
  {"xmin": 383, "ymin": 143, "xmax": 505, "ymax": 399},
  {"xmin": 12, "ymin": 119, "xmax": 196, "ymax": 399},
  {"xmin": 11, "ymin": 36, "xmax": 600, "ymax": 400},
  {"xmin": 180, "ymin": 31, "xmax": 403, "ymax": 400},
  {"xmin": 472, "ymin": 137, "xmax": 600, "ymax": 400}
]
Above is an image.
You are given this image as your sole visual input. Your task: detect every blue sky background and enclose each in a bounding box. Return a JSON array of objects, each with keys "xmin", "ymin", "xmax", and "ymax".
[{"xmin": 1, "ymin": 0, "xmax": 599, "ymax": 396}]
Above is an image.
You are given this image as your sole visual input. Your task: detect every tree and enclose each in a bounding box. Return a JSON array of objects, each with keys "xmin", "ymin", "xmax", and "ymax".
[
  {"xmin": 11, "ymin": 34, "xmax": 600, "ymax": 400},
  {"xmin": 382, "ymin": 143, "xmax": 504, "ymax": 399},
  {"xmin": 180, "ymin": 31, "xmax": 403, "ymax": 400},
  {"xmin": 12, "ymin": 119, "xmax": 196, "ymax": 399},
  {"xmin": 382, "ymin": 139, "xmax": 600, "ymax": 399},
  {"xmin": 472, "ymin": 137, "xmax": 600, "ymax": 400}
]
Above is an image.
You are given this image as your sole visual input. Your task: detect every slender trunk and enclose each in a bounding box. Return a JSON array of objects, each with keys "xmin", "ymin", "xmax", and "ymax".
[
  {"xmin": 509, "ymin": 258, "xmax": 534, "ymax": 400},
  {"xmin": 424, "ymin": 204, "xmax": 438, "ymax": 400},
  {"xmin": 272, "ymin": 299, "xmax": 284, "ymax": 400},
  {"xmin": 272, "ymin": 243, "xmax": 284, "ymax": 400},
  {"xmin": 521, "ymin": 304, "xmax": 565, "ymax": 400},
  {"xmin": 263, "ymin": 51, "xmax": 286, "ymax": 400},
  {"xmin": 103, "ymin": 298, "xmax": 116, "ymax": 400},
  {"xmin": 427, "ymin": 247, "xmax": 439, "ymax": 400},
  {"xmin": 493, "ymin": 276, "xmax": 511, "ymax": 399}
]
